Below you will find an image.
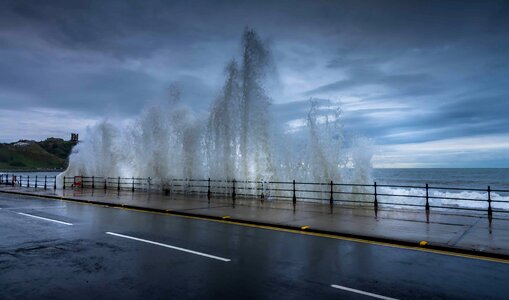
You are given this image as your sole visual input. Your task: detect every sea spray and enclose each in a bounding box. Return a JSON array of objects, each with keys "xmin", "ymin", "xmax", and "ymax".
[{"xmin": 60, "ymin": 28, "xmax": 374, "ymax": 200}]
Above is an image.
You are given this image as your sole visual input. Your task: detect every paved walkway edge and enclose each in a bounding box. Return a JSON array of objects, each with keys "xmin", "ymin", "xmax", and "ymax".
[{"xmin": 2, "ymin": 189, "xmax": 509, "ymax": 262}]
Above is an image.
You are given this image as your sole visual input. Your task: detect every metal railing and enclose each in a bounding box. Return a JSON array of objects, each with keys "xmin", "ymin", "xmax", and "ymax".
[
  {"xmin": 0, "ymin": 174, "xmax": 58, "ymax": 190},
  {"xmin": 56, "ymin": 175, "xmax": 509, "ymax": 217},
  {"xmin": 2, "ymin": 174, "xmax": 508, "ymax": 216}
]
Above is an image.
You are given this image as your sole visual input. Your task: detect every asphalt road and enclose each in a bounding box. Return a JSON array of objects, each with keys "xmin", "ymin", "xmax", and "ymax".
[{"xmin": 1, "ymin": 193, "xmax": 508, "ymax": 300}]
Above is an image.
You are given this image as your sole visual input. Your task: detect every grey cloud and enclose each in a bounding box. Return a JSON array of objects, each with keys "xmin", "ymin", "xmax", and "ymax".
[
  {"xmin": 0, "ymin": 0, "xmax": 508, "ymax": 167},
  {"xmin": 305, "ymin": 65, "xmax": 439, "ymax": 97}
]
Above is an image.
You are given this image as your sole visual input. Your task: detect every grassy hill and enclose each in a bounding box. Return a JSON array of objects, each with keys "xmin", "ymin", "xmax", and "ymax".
[{"xmin": 0, "ymin": 138, "xmax": 75, "ymax": 171}]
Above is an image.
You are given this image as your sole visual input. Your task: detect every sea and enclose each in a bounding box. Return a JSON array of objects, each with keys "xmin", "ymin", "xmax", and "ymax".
[{"xmin": 373, "ymin": 168, "xmax": 509, "ymax": 190}]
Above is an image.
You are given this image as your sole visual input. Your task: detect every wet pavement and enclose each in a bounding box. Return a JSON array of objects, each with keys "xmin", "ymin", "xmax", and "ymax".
[
  {"xmin": 1, "ymin": 186, "xmax": 509, "ymax": 257},
  {"xmin": 1, "ymin": 192, "xmax": 509, "ymax": 299}
]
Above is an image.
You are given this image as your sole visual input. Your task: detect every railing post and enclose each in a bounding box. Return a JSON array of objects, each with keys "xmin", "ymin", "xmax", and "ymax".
[
  {"xmin": 19, "ymin": 175, "xmax": 22, "ymax": 187},
  {"xmin": 330, "ymin": 180, "xmax": 334, "ymax": 208},
  {"xmin": 63, "ymin": 176, "xmax": 66, "ymax": 190},
  {"xmin": 374, "ymin": 182, "xmax": 378, "ymax": 209},
  {"xmin": 54, "ymin": 176, "xmax": 57, "ymax": 190},
  {"xmin": 207, "ymin": 178, "xmax": 211, "ymax": 201},
  {"xmin": 92, "ymin": 176, "xmax": 95, "ymax": 189},
  {"xmin": 261, "ymin": 181, "xmax": 265, "ymax": 202},
  {"xmin": 232, "ymin": 179, "xmax": 236, "ymax": 204},
  {"xmin": 488, "ymin": 186, "xmax": 492, "ymax": 217},
  {"xmin": 104, "ymin": 178, "xmax": 107, "ymax": 190},
  {"xmin": 35, "ymin": 175, "xmax": 38, "ymax": 188},
  {"xmin": 132, "ymin": 177, "xmax": 135, "ymax": 192},
  {"xmin": 292, "ymin": 180, "xmax": 297, "ymax": 210},
  {"xmin": 117, "ymin": 176, "xmax": 120, "ymax": 191},
  {"xmin": 148, "ymin": 177, "xmax": 151, "ymax": 192},
  {"xmin": 44, "ymin": 175, "xmax": 47, "ymax": 190},
  {"xmin": 425, "ymin": 183, "xmax": 430, "ymax": 212},
  {"xmin": 27, "ymin": 175, "xmax": 30, "ymax": 188}
]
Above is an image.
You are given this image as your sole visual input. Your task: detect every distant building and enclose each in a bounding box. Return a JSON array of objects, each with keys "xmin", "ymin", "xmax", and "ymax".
[{"xmin": 70, "ymin": 133, "xmax": 79, "ymax": 143}]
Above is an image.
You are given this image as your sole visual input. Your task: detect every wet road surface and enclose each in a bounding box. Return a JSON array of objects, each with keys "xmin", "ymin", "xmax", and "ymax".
[{"xmin": 1, "ymin": 193, "xmax": 509, "ymax": 299}]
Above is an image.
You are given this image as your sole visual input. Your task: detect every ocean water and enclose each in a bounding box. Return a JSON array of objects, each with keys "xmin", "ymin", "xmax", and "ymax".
[
  {"xmin": 373, "ymin": 168, "xmax": 509, "ymax": 190},
  {"xmin": 372, "ymin": 169, "xmax": 509, "ymax": 211}
]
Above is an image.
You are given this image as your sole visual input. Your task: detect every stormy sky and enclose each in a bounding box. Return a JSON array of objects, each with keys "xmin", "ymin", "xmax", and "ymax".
[{"xmin": 1, "ymin": 0, "xmax": 508, "ymax": 167}]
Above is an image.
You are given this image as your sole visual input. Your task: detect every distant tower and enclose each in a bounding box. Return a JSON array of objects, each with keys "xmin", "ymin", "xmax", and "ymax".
[{"xmin": 70, "ymin": 133, "xmax": 79, "ymax": 143}]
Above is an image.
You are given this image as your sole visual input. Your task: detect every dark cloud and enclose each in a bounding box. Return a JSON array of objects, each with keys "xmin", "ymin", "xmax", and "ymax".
[{"xmin": 0, "ymin": 0, "xmax": 508, "ymax": 166}]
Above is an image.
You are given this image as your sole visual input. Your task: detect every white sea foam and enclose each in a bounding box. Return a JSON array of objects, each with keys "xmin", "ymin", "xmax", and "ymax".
[{"xmin": 377, "ymin": 187, "xmax": 509, "ymax": 211}]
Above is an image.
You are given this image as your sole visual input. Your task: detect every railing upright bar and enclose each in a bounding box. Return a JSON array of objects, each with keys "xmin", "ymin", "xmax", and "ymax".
[
  {"xmin": 35, "ymin": 175, "xmax": 38, "ymax": 188},
  {"xmin": 44, "ymin": 175, "xmax": 47, "ymax": 190},
  {"xmin": 261, "ymin": 181, "xmax": 265, "ymax": 202},
  {"xmin": 330, "ymin": 180, "xmax": 334, "ymax": 212},
  {"xmin": 207, "ymin": 178, "xmax": 211, "ymax": 202},
  {"xmin": 488, "ymin": 186, "xmax": 492, "ymax": 217},
  {"xmin": 374, "ymin": 182, "xmax": 378, "ymax": 209},
  {"xmin": 232, "ymin": 179, "xmax": 236, "ymax": 205},
  {"xmin": 292, "ymin": 180, "xmax": 297, "ymax": 210},
  {"xmin": 426, "ymin": 183, "xmax": 429, "ymax": 212}
]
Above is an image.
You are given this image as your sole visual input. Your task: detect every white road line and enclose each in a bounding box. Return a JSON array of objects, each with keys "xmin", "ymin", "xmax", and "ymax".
[
  {"xmin": 8, "ymin": 205, "xmax": 67, "ymax": 210},
  {"xmin": 331, "ymin": 284, "xmax": 399, "ymax": 300},
  {"xmin": 106, "ymin": 232, "xmax": 231, "ymax": 262},
  {"xmin": 17, "ymin": 212, "xmax": 73, "ymax": 226}
]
